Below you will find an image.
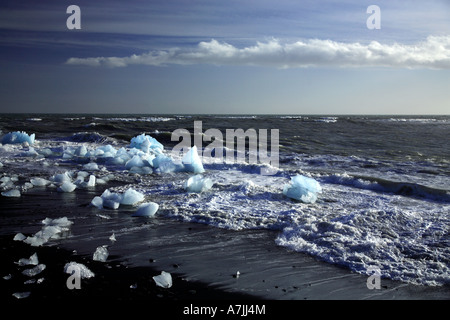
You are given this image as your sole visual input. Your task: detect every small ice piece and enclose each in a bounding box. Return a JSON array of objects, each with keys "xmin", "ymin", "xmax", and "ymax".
[
  {"xmin": 132, "ymin": 202, "xmax": 159, "ymax": 217},
  {"xmin": 80, "ymin": 175, "xmax": 96, "ymax": 188},
  {"xmin": 184, "ymin": 174, "xmax": 213, "ymax": 193},
  {"xmin": 64, "ymin": 262, "xmax": 95, "ymax": 279},
  {"xmin": 109, "ymin": 233, "xmax": 116, "ymax": 242},
  {"xmin": 283, "ymin": 174, "xmax": 322, "ymax": 204},
  {"xmin": 17, "ymin": 253, "xmax": 39, "ymax": 266},
  {"xmin": 51, "ymin": 172, "xmax": 72, "ymax": 184},
  {"xmin": 83, "ymin": 162, "xmax": 99, "ymax": 171},
  {"xmin": 182, "ymin": 146, "xmax": 205, "ymax": 173},
  {"xmin": 1, "ymin": 131, "xmax": 35, "ymax": 145},
  {"xmin": 74, "ymin": 145, "xmax": 88, "ymax": 157},
  {"xmin": 1, "ymin": 189, "xmax": 21, "ymax": 197},
  {"xmin": 90, "ymin": 196, "xmax": 103, "ymax": 209},
  {"xmin": 153, "ymin": 271, "xmax": 172, "ymax": 288},
  {"xmin": 12, "ymin": 292, "xmax": 31, "ymax": 299},
  {"xmin": 57, "ymin": 181, "xmax": 77, "ymax": 193},
  {"xmin": 120, "ymin": 188, "xmax": 145, "ymax": 206},
  {"xmin": 93, "ymin": 245, "xmax": 109, "ymax": 262},
  {"xmin": 30, "ymin": 177, "xmax": 50, "ymax": 187},
  {"xmin": 22, "ymin": 264, "xmax": 46, "ymax": 277},
  {"xmin": 103, "ymin": 199, "xmax": 120, "ymax": 210},
  {"xmin": 3, "ymin": 274, "xmax": 12, "ymax": 280},
  {"xmin": 13, "ymin": 233, "xmax": 27, "ymax": 241}
]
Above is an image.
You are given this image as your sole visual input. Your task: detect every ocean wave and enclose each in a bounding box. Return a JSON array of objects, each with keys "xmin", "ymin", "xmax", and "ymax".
[
  {"xmin": 62, "ymin": 132, "xmax": 110, "ymax": 143},
  {"xmin": 94, "ymin": 117, "xmax": 175, "ymax": 122},
  {"xmin": 322, "ymin": 173, "xmax": 450, "ymax": 203}
]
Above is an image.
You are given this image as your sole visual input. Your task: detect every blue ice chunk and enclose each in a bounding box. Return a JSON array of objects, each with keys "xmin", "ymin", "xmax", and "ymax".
[
  {"xmin": 132, "ymin": 202, "xmax": 159, "ymax": 217},
  {"xmin": 129, "ymin": 134, "xmax": 164, "ymax": 153},
  {"xmin": 283, "ymin": 174, "xmax": 322, "ymax": 204},
  {"xmin": 184, "ymin": 175, "xmax": 213, "ymax": 193},
  {"xmin": 2, "ymin": 131, "xmax": 35, "ymax": 145},
  {"xmin": 182, "ymin": 146, "xmax": 205, "ymax": 174},
  {"xmin": 120, "ymin": 188, "xmax": 145, "ymax": 206}
]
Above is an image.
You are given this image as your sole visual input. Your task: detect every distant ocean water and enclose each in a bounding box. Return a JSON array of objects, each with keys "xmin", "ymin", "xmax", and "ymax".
[{"xmin": 0, "ymin": 114, "xmax": 449, "ymax": 286}]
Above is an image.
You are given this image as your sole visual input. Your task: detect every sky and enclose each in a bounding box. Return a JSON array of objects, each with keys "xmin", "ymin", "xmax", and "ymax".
[{"xmin": 0, "ymin": 0, "xmax": 449, "ymax": 115}]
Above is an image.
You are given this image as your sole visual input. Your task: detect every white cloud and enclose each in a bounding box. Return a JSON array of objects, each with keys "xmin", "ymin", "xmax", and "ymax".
[{"xmin": 66, "ymin": 35, "xmax": 450, "ymax": 69}]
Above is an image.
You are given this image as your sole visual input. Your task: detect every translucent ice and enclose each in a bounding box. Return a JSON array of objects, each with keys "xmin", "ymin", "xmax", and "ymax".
[
  {"xmin": 1, "ymin": 131, "xmax": 35, "ymax": 145},
  {"xmin": 93, "ymin": 245, "xmax": 109, "ymax": 262},
  {"xmin": 120, "ymin": 188, "xmax": 145, "ymax": 206},
  {"xmin": 57, "ymin": 181, "xmax": 77, "ymax": 193},
  {"xmin": 17, "ymin": 253, "xmax": 39, "ymax": 266},
  {"xmin": 182, "ymin": 146, "xmax": 205, "ymax": 173},
  {"xmin": 1, "ymin": 189, "xmax": 21, "ymax": 197},
  {"xmin": 184, "ymin": 175, "xmax": 213, "ymax": 193},
  {"xmin": 22, "ymin": 264, "xmax": 46, "ymax": 277},
  {"xmin": 64, "ymin": 262, "xmax": 95, "ymax": 279},
  {"xmin": 30, "ymin": 177, "xmax": 50, "ymax": 187},
  {"xmin": 129, "ymin": 134, "xmax": 164, "ymax": 153},
  {"xmin": 132, "ymin": 202, "xmax": 159, "ymax": 217},
  {"xmin": 83, "ymin": 162, "xmax": 99, "ymax": 171},
  {"xmin": 283, "ymin": 174, "xmax": 322, "ymax": 204},
  {"xmin": 24, "ymin": 217, "xmax": 73, "ymax": 246},
  {"xmin": 12, "ymin": 292, "xmax": 31, "ymax": 299},
  {"xmin": 90, "ymin": 196, "xmax": 103, "ymax": 209},
  {"xmin": 125, "ymin": 155, "xmax": 146, "ymax": 170},
  {"xmin": 153, "ymin": 271, "xmax": 172, "ymax": 288},
  {"xmin": 13, "ymin": 233, "xmax": 27, "ymax": 241}
]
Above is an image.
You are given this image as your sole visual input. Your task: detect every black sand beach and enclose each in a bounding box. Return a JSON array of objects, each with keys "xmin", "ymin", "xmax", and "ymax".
[{"xmin": 1, "ymin": 187, "xmax": 449, "ymax": 308}]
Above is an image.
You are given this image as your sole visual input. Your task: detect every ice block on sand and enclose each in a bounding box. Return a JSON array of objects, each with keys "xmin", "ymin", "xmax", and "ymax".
[
  {"xmin": 182, "ymin": 146, "xmax": 205, "ymax": 173},
  {"xmin": 132, "ymin": 202, "xmax": 159, "ymax": 217},
  {"xmin": 153, "ymin": 271, "xmax": 172, "ymax": 288},
  {"xmin": 283, "ymin": 174, "xmax": 322, "ymax": 204}
]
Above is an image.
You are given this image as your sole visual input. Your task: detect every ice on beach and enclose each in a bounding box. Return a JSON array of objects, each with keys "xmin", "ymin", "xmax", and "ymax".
[
  {"xmin": 30, "ymin": 177, "xmax": 50, "ymax": 187},
  {"xmin": 283, "ymin": 174, "xmax": 322, "ymax": 204},
  {"xmin": 57, "ymin": 181, "xmax": 77, "ymax": 193},
  {"xmin": 109, "ymin": 233, "xmax": 116, "ymax": 242},
  {"xmin": 13, "ymin": 233, "xmax": 27, "ymax": 241},
  {"xmin": 23, "ymin": 217, "xmax": 73, "ymax": 247},
  {"xmin": 184, "ymin": 174, "xmax": 213, "ymax": 193},
  {"xmin": 125, "ymin": 155, "xmax": 148, "ymax": 170},
  {"xmin": 51, "ymin": 172, "xmax": 72, "ymax": 184},
  {"xmin": 93, "ymin": 245, "xmax": 109, "ymax": 262},
  {"xmin": 83, "ymin": 162, "xmax": 99, "ymax": 171},
  {"xmin": 77, "ymin": 175, "xmax": 96, "ymax": 188},
  {"xmin": 17, "ymin": 253, "xmax": 39, "ymax": 266},
  {"xmin": 120, "ymin": 188, "xmax": 145, "ymax": 206},
  {"xmin": 182, "ymin": 146, "xmax": 205, "ymax": 173},
  {"xmin": 1, "ymin": 189, "xmax": 21, "ymax": 197},
  {"xmin": 153, "ymin": 271, "xmax": 172, "ymax": 288},
  {"xmin": 64, "ymin": 262, "xmax": 95, "ymax": 279},
  {"xmin": 12, "ymin": 292, "xmax": 31, "ymax": 299},
  {"xmin": 20, "ymin": 147, "xmax": 39, "ymax": 157},
  {"xmin": 90, "ymin": 196, "xmax": 103, "ymax": 209},
  {"xmin": 1, "ymin": 131, "xmax": 35, "ymax": 145},
  {"xmin": 22, "ymin": 264, "xmax": 46, "ymax": 277},
  {"xmin": 132, "ymin": 202, "xmax": 159, "ymax": 217},
  {"xmin": 129, "ymin": 133, "xmax": 164, "ymax": 153}
]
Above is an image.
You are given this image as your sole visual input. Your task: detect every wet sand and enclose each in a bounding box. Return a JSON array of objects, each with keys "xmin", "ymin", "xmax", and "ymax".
[{"xmin": 1, "ymin": 187, "xmax": 449, "ymax": 315}]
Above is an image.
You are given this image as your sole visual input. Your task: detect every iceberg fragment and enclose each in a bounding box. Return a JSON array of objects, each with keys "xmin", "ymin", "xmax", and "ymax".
[
  {"xmin": 30, "ymin": 177, "xmax": 50, "ymax": 187},
  {"xmin": 182, "ymin": 145, "xmax": 205, "ymax": 173},
  {"xmin": 22, "ymin": 264, "xmax": 46, "ymax": 277},
  {"xmin": 120, "ymin": 188, "xmax": 145, "ymax": 206},
  {"xmin": 90, "ymin": 196, "xmax": 103, "ymax": 209},
  {"xmin": 17, "ymin": 253, "xmax": 39, "ymax": 266},
  {"xmin": 13, "ymin": 233, "xmax": 27, "ymax": 241},
  {"xmin": 184, "ymin": 175, "xmax": 213, "ymax": 193},
  {"xmin": 93, "ymin": 245, "xmax": 109, "ymax": 262},
  {"xmin": 1, "ymin": 189, "xmax": 21, "ymax": 197},
  {"xmin": 83, "ymin": 162, "xmax": 99, "ymax": 171},
  {"xmin": 129, "ymin": 133, "xmax": 164, "ymax": 153},
  {"xmin": 64, "ymin": 262, "xmax": 95, "ymax": 279},
  {"xmin": 12, "ymin": 292, "xmax": 31, "ymax": 299},
  {"xmin": 57, "ymin": 181, "xmax": 77, "ymax": 193},
  {"xmin": 132, "ymin": 202, "xmax": 159, "ymax": 217},
  {"xmin": 153, "ymin": 271, "xmax": 172, "ymax": 288},
  {"xmin": 283, "ymin": 174, "xmax": 322, "ymax": 204},
  {"xmin": 24, "ymin": 217, "xmax": 73, "ymax": 247},
  {"xmin": 1, "ymin": 131, "xmax": 35, "ymax": 145}
]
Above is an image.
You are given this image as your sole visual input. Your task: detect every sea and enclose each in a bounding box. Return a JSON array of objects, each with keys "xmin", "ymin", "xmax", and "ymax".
[{"xmin": 0, "ymin": 114, "xmax": 449, "ymax": 291}]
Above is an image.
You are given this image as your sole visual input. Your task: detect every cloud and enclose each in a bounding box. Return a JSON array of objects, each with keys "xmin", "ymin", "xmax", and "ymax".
[{"xmin": 66, "ymin": 35, "xmax": 450, "ymax": 69}]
